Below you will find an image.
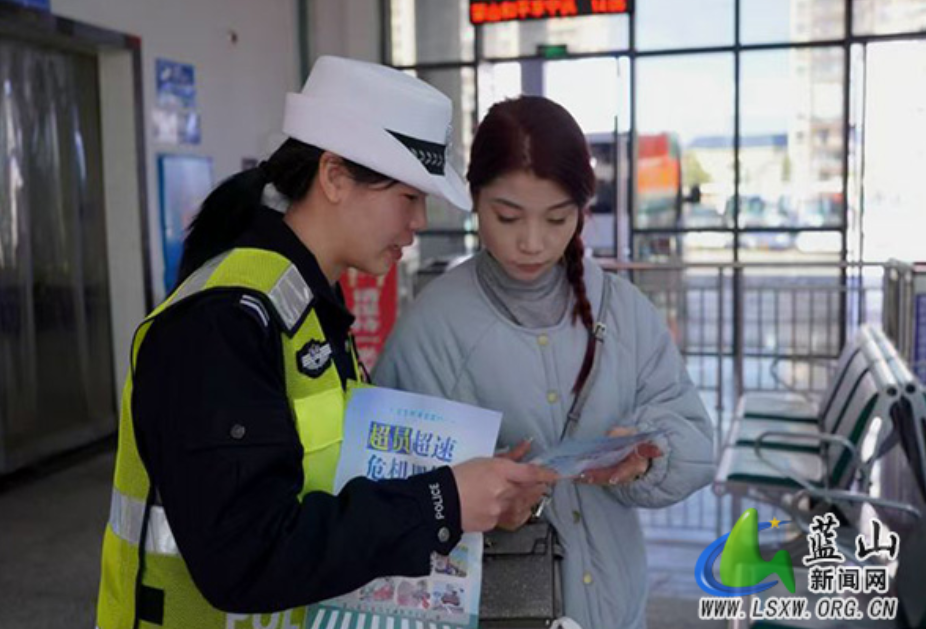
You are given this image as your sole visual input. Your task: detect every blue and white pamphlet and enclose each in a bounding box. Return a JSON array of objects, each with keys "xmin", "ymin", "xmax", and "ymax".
[
  {"xmin": 305, "ymin": 386, "xmax": 502, "ymax": 629},
  {"xmin": 530, "ymin": 429, "xmax": 666, "ymax": 479}
]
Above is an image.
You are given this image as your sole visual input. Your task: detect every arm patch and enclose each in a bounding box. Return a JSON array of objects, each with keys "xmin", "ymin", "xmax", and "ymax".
[{"xmin": 238, "ymin": 294, "xmax": 271, "ymax": 329}]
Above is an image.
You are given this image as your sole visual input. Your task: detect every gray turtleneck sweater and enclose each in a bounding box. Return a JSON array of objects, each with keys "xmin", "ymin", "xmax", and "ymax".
[{"xmin": 476, "ymin": 251, "xmax": 571, "ymax": 329}]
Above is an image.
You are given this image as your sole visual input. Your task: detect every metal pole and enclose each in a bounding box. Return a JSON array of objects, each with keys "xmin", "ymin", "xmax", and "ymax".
[
  {"xmin": 716, "ymin": 268, "xmax": 726, "ymax": 446},
  {"xmin": 298, "ymin": 0, "xmax": 311, "ymax": 82},
  {"xmin": 613, "ymin": 111, "xmax": 621, "ymax": 260},
  {"xmin": 734, "ymin": 266, "xmax": 745, "ymax": 402},
  {"xmin": 732, "ymin": 0, "xmax": 744, "ymax": 402},
  {"xmin": 628, "ymin": 6, "xmax": 637, "ymax": 263},
  {"xmin": 839, "ymin": 0, "xmax": 854, "ymax": 351},
  {"xmin": 715, "ymin": 266, "xmax": 725, "ymax": 538},
  {"xmin": 380, "ymin": 0, "xmax": 391, "ymax": 65}
]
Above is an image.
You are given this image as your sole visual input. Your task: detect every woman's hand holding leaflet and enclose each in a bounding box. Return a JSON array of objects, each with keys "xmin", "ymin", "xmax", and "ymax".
[{"xmin": 576, "ymin": 426, "xmax": 663, "ymax": 486}]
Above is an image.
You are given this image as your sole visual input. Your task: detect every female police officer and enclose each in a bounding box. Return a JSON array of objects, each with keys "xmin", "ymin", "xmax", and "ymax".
[{"xmin": 95, "ymin": 56, "xmax": 556, "ymax": 629}]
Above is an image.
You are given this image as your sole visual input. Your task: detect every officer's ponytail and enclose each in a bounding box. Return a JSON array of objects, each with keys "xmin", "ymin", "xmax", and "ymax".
[
  {"xmin": 176, "ymin": 166, "xmax": 266, "ymax": 285},
  {"xmin": 177, "ymin": 139, "xmax": 392, "ymax": 286}
]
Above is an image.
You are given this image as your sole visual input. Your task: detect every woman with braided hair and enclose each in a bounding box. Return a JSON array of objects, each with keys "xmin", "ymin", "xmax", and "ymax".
[{"xmin": 375, "ymin": 96, "xmax": 714, "ymax": 629}]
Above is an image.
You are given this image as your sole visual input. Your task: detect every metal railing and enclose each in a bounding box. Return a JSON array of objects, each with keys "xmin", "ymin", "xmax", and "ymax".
[{"xmin": 598, "ymin": 260, "xmax": 920, "ymax": 539}]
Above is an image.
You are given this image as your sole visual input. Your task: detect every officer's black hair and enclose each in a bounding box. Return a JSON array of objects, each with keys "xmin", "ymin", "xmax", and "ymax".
[{"xmin": 176, "ymin": 138, "xmax": 394, "ymax": 286}]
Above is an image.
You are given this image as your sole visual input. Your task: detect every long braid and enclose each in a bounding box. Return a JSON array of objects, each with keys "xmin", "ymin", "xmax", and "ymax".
[{"xmin": 565, "ymin": 213, "xmax": 596, "ymax": 394}]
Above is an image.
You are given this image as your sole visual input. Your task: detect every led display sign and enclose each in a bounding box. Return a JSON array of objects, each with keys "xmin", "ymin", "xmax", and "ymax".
[{"xmin": 470, "ymin": 0, "xmax": 631, "ymax": 25}]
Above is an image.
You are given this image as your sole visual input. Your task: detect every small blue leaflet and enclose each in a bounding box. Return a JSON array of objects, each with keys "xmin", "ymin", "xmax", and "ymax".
[{"xmin": 530, "ymin": 429, "xmax": 666, "ymax": 478}]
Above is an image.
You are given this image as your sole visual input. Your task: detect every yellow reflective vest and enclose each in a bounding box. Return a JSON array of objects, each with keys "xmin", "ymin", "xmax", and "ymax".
[{"xmin": 97, "ymin": 248, "xmax": 361, "ymax": 629}]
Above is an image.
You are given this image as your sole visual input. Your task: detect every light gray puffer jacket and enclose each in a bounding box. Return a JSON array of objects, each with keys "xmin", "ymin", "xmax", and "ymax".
[{"xmin": 374, "ymin": 253, "xmax": 715, "ymax": 629}]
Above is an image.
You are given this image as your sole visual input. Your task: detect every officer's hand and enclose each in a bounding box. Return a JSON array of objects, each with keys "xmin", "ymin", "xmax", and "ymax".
[
  {"xmin": 495, "ymin": 481, "xmax": 550, "ymax": 531},
  {"xmin": 493, "ymin": 439, "xmax": 549, "ymax": 531},
  {"xmin": 452, "ymin": 458, "xmax": 558, "ymax": 533}
]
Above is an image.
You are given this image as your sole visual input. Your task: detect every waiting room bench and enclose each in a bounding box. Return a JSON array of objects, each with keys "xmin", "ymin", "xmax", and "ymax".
[
  {"xmin": 714, "ymin": 326, "xmax": 902, "ymax": 508},
  {"xmin": 730, "ymin": 376, "xmax": 926, "ymax": 629}
]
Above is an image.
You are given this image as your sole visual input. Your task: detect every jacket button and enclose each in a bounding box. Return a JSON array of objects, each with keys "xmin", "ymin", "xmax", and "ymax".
[
  {"xmin": 573, "ymin": 510, "xmax": 581, "ymax": 523},
  {"xmin": 537, "ymin": 334, "xmax": 549, "ymax": 346},
  {"xmin": 438, "ymin": 527, "xmax": 450, "ymax": 543},
  {"xmin": 583, "ymin": 572, "xmax": 593, "ymax": 585},
  {"xmin": 547, "ymin": 392, "xmax": 558, "ymax": 404},
  {"xmin": 230, "ymin": 424, "xmax": 246, "ymax": 440}
]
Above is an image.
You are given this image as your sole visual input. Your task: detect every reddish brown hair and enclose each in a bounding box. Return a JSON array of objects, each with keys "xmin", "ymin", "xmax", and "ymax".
[{"xmin": 468, "ymin": 96, "xmax": 598, "ymax": 394}]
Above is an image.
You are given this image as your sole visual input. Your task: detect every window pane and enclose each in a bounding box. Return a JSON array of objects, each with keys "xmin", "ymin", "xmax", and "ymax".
[
  {"xmin": 477, "ymin": 61, "xmax": 522, "ymax": 120},
  {"xmin": 634, "ymin": 233, "xmax": 734, "ymax": 263},
  {"xmin": 575, "ymin": 58, "xmax": 631, "ymax": 257},
  {"xmin": 479, "ymin": 57, "xmax": 626, "ymax": 133},
  {"xmin": 480, "ymin": 14, "xmax": 629, "ymax": 58},
  {"xmin": 860, "ymin": 41, "xmax": 926, "ymax": 262},
  {"xmin": 741, "ymin": 0, "xmax": 845, "ymax": 44},
  {"xmin": 636, "ymin": 0, "xmax": 734, "ymax": 50},
  {"xmin": 739, "ymin": 230, "xmax": 842, "ymax": 262},
  {"xmin": 739, "ymin": 49, "xmax": 845, "ymax": 230},
  {"xmin": 854, "ymin": 0, "xmax": 926, "ymax": 36},
  {"xmin": 390, "ymin": 0, "xmax": 474, "ymax": 65},
  {"xmin": 636, "ymin": 54, "xmax": 735, "ymax": 232},
  {"xmin": 544, "ymin": 57, "xmax": 623, "ymax": 134}
]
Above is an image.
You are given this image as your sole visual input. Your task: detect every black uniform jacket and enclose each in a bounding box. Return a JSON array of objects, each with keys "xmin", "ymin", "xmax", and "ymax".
[{"xmin": 132, "ymin": 207, "xmax": 462, "ymax": 613}]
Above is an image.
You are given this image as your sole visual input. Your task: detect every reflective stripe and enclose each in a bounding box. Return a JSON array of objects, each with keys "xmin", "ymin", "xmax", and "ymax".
[
  {"xmin": 148, "ymin": 251, "xmax": 312, "ymax": 334},
  {"xmin": 269, "ymin": 264, "xmax": 313, "ymax": 331},
  {"xmin": 108, "ymin": 489, "xmax": 180, "ymax": 557},
  {"xmin": 170, "ymin": 252, "xmax": 232, "ymax": 306}
]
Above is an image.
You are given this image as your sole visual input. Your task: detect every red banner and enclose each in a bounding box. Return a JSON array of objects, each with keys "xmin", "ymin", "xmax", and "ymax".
[
  {"xmin": 469, "ymin": 0, "xmax": 630, "ymax": 25},
  {"xmin": 341, "ymin": 266, "xmax": 399, "ymax": 371}
]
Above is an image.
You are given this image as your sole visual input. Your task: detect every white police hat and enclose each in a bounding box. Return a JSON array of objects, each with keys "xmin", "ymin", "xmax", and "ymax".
[{"xmin": 282, "ymin": 55, "xmax": 471, "ymax": 212}]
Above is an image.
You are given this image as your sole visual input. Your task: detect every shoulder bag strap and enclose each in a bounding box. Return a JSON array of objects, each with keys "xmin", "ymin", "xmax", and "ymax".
[{"xmin": 559, "ymin": 275, "xmax": 611, "ymax": 441}]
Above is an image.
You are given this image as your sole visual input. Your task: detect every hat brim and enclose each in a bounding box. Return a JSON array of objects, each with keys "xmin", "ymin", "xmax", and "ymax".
[{"xmin": 283, "ymin": 93, "xmax": 472, "ymax": 212}]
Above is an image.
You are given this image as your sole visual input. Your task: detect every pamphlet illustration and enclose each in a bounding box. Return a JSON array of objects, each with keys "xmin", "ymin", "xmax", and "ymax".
[{"xmin": 305, "ymin": 386, "xmax": 502, "ymax": 629}]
